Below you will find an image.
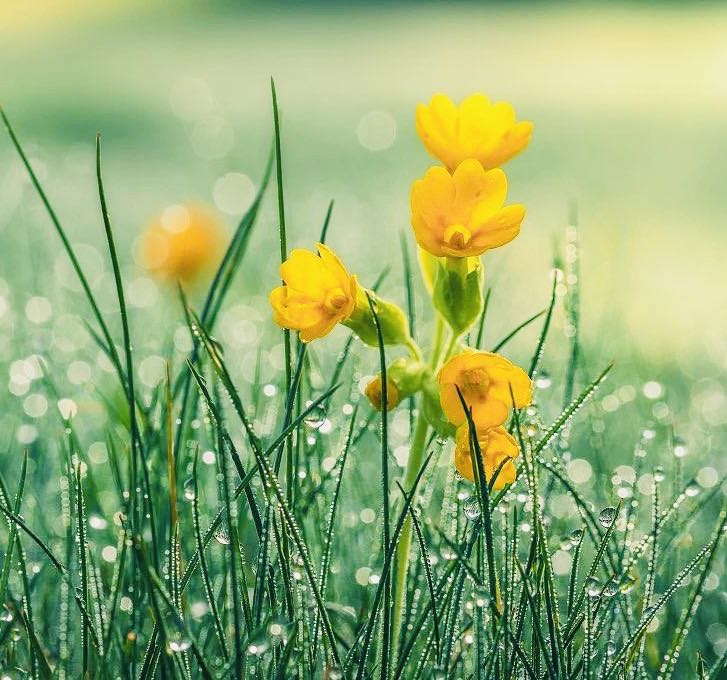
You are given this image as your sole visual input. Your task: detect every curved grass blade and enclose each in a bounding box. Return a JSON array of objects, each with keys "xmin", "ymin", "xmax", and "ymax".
[
  {"xmin": 528, "ymin": 270, "xmax": 558, "ymax": 378},
  {"xmin": 491, "ymin": 309, "xmax": 546, "ymax": 353},
  {"xmin": 365, "ymin": 291, "xmax": 392, "ymax": 680},
  {"xmin": 0, "ymin": 451, "xmax": 27, "ymax": 608},
  {"xmin": 408, "ymin": 497, "xmax": 441, "ymax": 665},
  {"xmin": 1, "ymin": 107, "xmax": 125, "ymax": 386},
  {"xmin": 312, "ymin": 407, "xmax": 357, "ymax": 661}
]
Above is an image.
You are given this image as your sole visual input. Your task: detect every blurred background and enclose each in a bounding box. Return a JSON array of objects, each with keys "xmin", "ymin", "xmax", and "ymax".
[{"xmin": 1, "ymin": 1, "xmax": 726, "ymax": 462}]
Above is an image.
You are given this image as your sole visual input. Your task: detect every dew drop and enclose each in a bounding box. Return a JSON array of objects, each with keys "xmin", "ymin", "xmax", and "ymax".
[
  {"xmin": 569, "ymin": 528, "xmax": 584, "ymax": 545},
  {"xmin": 463, "ymin": 498, "xmax": 481, "ymax": 521},
  {"xmin": 685, "ymin": 480, "xmax": 701, "ymax": 497},
  {"xmin": 598, "ymin": 507, "xmax": 617, "ymax": 528},
  {"xmin": 214, "ymin": 528, "xmax": 230, "ymax": 545},
  {"xmin": 183, "ymin": 478, "xmax": 195, "ymax": 501},
  {"xmin": 585, "ymin": 576, "xmax": 601, "ymax": 598}
]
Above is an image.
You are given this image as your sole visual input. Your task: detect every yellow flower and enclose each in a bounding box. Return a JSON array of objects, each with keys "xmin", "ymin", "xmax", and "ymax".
[
  {"xmin": 454, "ymin": 424, "xmax": 519, "ymax": 489},
  {"xmin": 410, "ymin": 160, "xmax": 525, "ymax": 258},
  {"xmin": 269, "ymin": 243, "xmax": 357, "ymax": 342},
  {"xmin": 416, "ymin": 93, "xmax": 533, "ymax": 171},
  {"xmin": 438, "ymin": 350, "xmax": 532, "ymax": 428},
  {"xmin": 364, "ymin": 376, "xmax": 400, "ymax": 412},
  {"xmin": 141, "ymin": 204, "xmax": 224, "ymax": 283}
]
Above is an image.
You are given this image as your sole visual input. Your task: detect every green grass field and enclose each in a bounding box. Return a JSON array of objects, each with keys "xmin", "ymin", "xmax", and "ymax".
[{"xmin": 0, "ymin": 2, "xmax": 726, "ymax": 678}]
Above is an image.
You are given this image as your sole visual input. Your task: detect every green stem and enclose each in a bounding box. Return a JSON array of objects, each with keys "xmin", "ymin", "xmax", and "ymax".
[
  {"xmin": 404, "ymin": 336, "xmax": 423, "ymax": 362},
  {"xmin": 429, "ymin": 314, "xmax": 446, "ymax": 370},
  {"xmin": 390, "ymin": 412, "xmax": 429, "ymax": 666},
  {"xmin": 442, "ymin": 331, "xmax": 462, "ymax": 364}
]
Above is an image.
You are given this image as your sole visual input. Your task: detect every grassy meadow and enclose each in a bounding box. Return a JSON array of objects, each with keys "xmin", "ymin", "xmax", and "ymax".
[{"xmin": 0, "ymin": 2, "xmax": 726, "ymax": 678}]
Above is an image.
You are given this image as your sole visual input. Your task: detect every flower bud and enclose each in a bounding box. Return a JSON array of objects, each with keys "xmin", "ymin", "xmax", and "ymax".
[
  {"xmin": 431, "ymin": 256, "xmax": 484, "ymax": 336},
  {"xmin": 365, "ymin": 376, "xmax": 400, "ymax": 411},
  {"xmin": 365, "ymin": 357, "xmax": 427, "ymax": 412},
  {"xmin": 343, "ymin": 286, "xmax": 412, "ymax": 347}
]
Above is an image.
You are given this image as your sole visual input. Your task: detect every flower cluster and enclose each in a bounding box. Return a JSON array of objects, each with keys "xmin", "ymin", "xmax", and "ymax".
[
  {"xmin": 415, "ymin": 93, "xmax": 533, "ymax": 489},
  {"xmin": 268, "ymin": 92, "xmax": 534, "ymax": 490}
]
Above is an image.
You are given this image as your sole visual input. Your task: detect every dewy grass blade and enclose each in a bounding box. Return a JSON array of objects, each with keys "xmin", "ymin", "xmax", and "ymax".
[
  {"xmin": 74, "ymin": 462, "xmax": 92, "ymax": 675},
  {"xmin": 0, "ymin": 108, "xmax": 124, "ymax": 386},
  {"xmin": 364, "ymin": 291, "xmax": 392, "ymax": 680},
  {"xmin": 400, "ymin": 232, "xmax": 416, "ymax": 340},
  {"xmin": 218, "ymin": 430, "xmax": 245, "ymax": 677},
  {"xmin": 474, "ymin": 286, "xmax": 492, "ymax": 348},
  {"xmin": 0, "ymin": 451, "xmax": 27, "ymax": 610},
  {"xmin": 528, "ymin": 270, "xmax": 558, "ymax": 379},
  {"xmin": 408, "ymin": 497, "xmax": 441, "ymax": 664},
  {"xmin": 456, "ymin": 389, "xmax": 499, "ymax": 622},
  {"xmin": 533, "ymin": 363, "xmax": 613, "ymax": 456},
  {"xmin": 191, "ymin": 447, "xmax": 229, "ymax": 661},
  {"xmin": 491, "ymin": 309, "xmax": 546, "ymax": 353},
  {"xmin": 270, "ymin": 78, "xmax": 295, "ymax": 511},
  {"xmin": 319, "ymin": 199, "xmax": 335, "ymax": 244},
  {"xmin": 312, "ymin": 407, "xmax": 357, "ymax": 660},
  {"xmin": 658, "ymin": 504, "xmax": 727, "ymax": 679},
  {"xmin": 173, "ymin": 150, "xmax": 272, "ymax": 454}
]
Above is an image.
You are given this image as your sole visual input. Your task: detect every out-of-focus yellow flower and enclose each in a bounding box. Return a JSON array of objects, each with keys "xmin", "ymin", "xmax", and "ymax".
[
  {"xmin": 269, "ymin": 243, "xmax": 357, "ymax": 342},
  {"xmin": 141, "ymin": 204, "xmax": 225, "ymax": 283},
  {"xmin": 454, "ymin": 424, "xmax": 519, "ymax": 488},
  {"xmin": 410, "ymin": 160, "xmax": 525, "ymax": 258},
  {"xmin": 416, "ymin": 93, "xmax": 533, "ymax": 171},
  {"xmin": 365, "ymin": 376, "xmax": 400, "ymax": 412},
  {"xmin": 438, "ymin": 350, "xmax": 532, "ymax": 428}
]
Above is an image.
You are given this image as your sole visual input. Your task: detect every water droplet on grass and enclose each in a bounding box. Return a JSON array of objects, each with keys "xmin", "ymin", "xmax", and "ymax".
[{"xmin": 598, "ymin": 507, "xmax": 617, "ymax": 528}]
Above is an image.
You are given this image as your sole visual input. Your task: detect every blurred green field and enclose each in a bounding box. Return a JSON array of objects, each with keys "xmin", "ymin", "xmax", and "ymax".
[{"xmin": 0, "ymin": 2, "xmax": 726, "ymax": 676}]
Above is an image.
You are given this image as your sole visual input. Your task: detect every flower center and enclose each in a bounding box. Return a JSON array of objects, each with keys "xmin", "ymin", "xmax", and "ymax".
[
  {"xmin": 324, "ymin": 287, "xmax": 349, "ymax": 313},
  {"xmin": 443, "ymin": 224, "xmax": 472, "ymax": 251},
  {"xmin": 461, "ymin": 367, "xmax": 491, "ymax": 398}
]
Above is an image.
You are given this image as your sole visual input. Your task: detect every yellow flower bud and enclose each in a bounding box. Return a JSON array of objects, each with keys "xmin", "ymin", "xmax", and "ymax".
[
  {"xmin": 365, "ymin": 376, "xmax": 400, "ymax": 412},
  {"xmin": 454, "ymin": 424, "xmax": 519, "ymax": 489},
  {"xmin": 269, "ymin": 243, "xmax": 357, "ymax": 342},
  {"xmin": 438, "ymin": 350, "xmax": 532, "ymax": 429},
  {"xmin": 141, "ymin": 203, "xmax": 225, "ymax": 283},
  {"xmin": 365, "ymin": 357, "xmax": 428, "ymax": 412},
  {"xmin": 416, "ymin": 93, "xmax": 533, "ymax": 172},
  {"xmin": 411, "ymin": 160, "xmax": 525, "ymax": 259}
]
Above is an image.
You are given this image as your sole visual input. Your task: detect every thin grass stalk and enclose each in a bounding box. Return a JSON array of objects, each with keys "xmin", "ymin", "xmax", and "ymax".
[
  {"xmin": 0, "ymin": 109, "xmax": 124, "ymax": 388},
  {"xmin": 312, "ymin": 408, "xmax": 357, "ymax": 661},
  {"xmin": 364, "ymin": 291, "xmax": 393, "ymax": 680}
]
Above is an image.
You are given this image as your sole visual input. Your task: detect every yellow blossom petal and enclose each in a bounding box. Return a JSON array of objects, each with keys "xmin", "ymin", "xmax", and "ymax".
[
  {"xmin": 270, "ymin": 244, "xmax": 357, "ymax": 342},
  {"xmin": 454, "ymin": 424, "xmax": 520, "ymax": 488},
  {"xmin": 416, "ymin": 93, "xmax": 533, "ymax": 171},
  {"xmin": 438, "ymin": 350, "xmax": 532, "ymax": 427},
  {"xmin": 411, "ymin": 160, "xmax": 525, "ymax": 258}
]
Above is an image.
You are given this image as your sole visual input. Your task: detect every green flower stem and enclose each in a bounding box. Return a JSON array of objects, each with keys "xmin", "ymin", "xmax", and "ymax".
[
  {"xmin": 404, "ymin": 336, "xmax": 423, "ymax": 362},
  {"xmin": 390, "ymin": 410, "xmax": 429, "ymax": 665},
  {"xmin": 429, "ymin": 314, "xmax": 446, "ymax": 370}
]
